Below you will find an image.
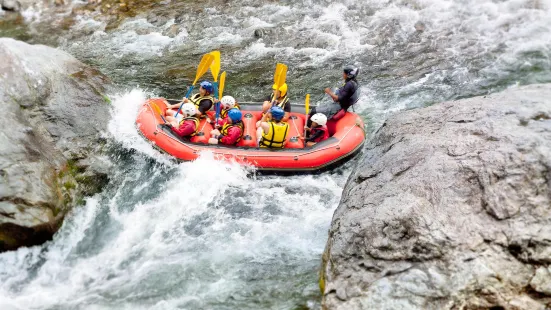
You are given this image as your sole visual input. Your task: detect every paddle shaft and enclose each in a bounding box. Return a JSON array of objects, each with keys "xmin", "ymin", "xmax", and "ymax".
[
  {"xmin": 174, "ymin": 87, "xmax": 195, "ymax": 116},
  {"xmin": 215, "ymin": 71, "xmax": 226, "ymax": 122},
  {"xmin": 291, "ymin": 117, "xmax": 301, "ymax": 139},
  {"xmin": 151, "ymin": 103, "xmax": 168, "ymax": 124}
]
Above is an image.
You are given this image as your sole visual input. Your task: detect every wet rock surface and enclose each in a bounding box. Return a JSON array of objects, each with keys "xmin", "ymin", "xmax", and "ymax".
[
  {"xmin": 321, "ymin": 84, "xmax": 551, "ymax": 309},
  {"xmin": 1, "ymin": 0, "xmax": 21, "ymax": 12},
  {"xmin": 0, "ymin": 38, "xmax": 111, "ymax": 252}
]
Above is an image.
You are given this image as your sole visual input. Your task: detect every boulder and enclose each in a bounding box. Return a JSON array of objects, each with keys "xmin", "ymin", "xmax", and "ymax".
[
  {"xmin": 1, "ymin": 0, "xmax": 21, "ymax": 11},
  {"xmin": 0, "ymin": 38, "xmax": 111, "ymax": 252},
  {"xmin": 321, "ymin": 84, "xmax": 551, "ymax": 309}
]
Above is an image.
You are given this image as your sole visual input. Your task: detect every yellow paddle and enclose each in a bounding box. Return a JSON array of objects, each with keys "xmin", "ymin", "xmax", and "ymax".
[
  {"xmin": 277, "ymin": 63, "xmax": 288, "ymax": 87},
  {"xmin": 218, "ymin": 71, "xmax": 226, "ymax": 99},
  {"xmin": 215, "ymin": 71, "xmax": 226, "ymax": 121},
  {"xmin": 274, "ymin": 63, "xmax": 284, "ymax": 87},
  {"xmin": 177, "ymin": 53, "xmax": 215, "ymax": 115},
  {"xmin": 209, "ymin": 51, "xmax": 221, "ymax": 98},
  {"xmin": 305, "ymin": 94, "xmax": 310, "ymax": 115},
  {"xmin": 190, "ymin": 53, "xmax": 215, "ymax": 94},
  {"xmin": 273, "ymin": 63, "xmax": 288, "ymax": 89},
  {"xmin": 209, "ymin": 51, "xmax": 221, "ymax": 82},
  {"xmin": 151, "ymin": 102, "xmax": 167, "ymax": 124},
  {"xmin": 303, "ymin": 93, "xmax": 310, "ymax": 137}
]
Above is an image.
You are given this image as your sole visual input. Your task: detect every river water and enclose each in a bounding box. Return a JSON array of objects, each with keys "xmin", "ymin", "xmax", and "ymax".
[{"xmin": 1, "ymin": 0, "xmax": 551, "ymax": 309}]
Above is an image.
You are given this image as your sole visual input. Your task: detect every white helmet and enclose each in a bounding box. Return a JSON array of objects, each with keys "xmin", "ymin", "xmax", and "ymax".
[
  {"xmin": 220, "ymin": 95, "xmax": 236, "ymax": 109},
  {"xmin": 310, "ymin": 113, "xmax": 327, "ymax": 126},
  {"xmin": 181, "ymin": 103, "xmax": 197, "ymax": 117}
]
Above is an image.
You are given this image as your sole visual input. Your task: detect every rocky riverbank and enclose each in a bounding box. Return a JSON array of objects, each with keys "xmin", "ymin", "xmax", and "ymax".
[
  {"xmin": 321, "ymin": 83, "xmax": 551, "ymax": 309},
  {"xmin": 0, "ymin": 38, "xmax": 111, "ymax": 252}
]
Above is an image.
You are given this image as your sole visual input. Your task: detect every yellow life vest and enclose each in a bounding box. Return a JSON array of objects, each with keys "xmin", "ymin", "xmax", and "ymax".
[
  {"xmin": 220, "ymin": 103, "xmax": 241, "ymax": 119},
  {"xmin": 189, "ymin": 93, "xmax": 214, "ymax": 112},
  {"xmin": 260, "ymin": 121, "xmax": 289, "ymax": 148},
  {"xmin": 179, "ymin": 117, "xmax": 200, "ymax": 136},
  {"xmin": 220, "ymin": 121, "xmax": 244, "ymax": 144},
  {"xmin": 269, "ymin": 94, "xmax": 289, "ymax": 109}
]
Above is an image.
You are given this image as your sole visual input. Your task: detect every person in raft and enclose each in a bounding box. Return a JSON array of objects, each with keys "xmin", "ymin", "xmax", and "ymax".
[
  {"xmin": 301, "ymin": 113, "xmax": 329, "ymax": 147},
  {"xmin": 211, "ymin": 95, "xmax": 240, "ymax": 127},
  {"xmin": 256, "ymin": 106, "xmax": 290, "ymax": 148},
  {"xmin": 260, "ymin": 83, "xmax": 291, "ymax": 123},
  {"xmin": 166, "ymin": 81, "xmax": 214, "ymax": 118},
  {"xmin": 307, "ymin": 65, "xmax": 360, "ymax": 127},
  {"xmin": 165, "ymin": 103, "xmax": 199, "ymax": 138},
  {"xmin": 208, "ymin": 108, "xmax": 244, "ymax": 146}
]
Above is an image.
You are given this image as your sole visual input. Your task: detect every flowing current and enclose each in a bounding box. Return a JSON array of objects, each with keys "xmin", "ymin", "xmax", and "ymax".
[{"xmin": 1, "ymin": 0, "xmax": 551, "ymax": 309}]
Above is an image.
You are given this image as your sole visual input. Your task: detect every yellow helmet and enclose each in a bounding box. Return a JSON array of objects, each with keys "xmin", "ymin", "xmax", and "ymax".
[{"xmin": 271, "ymin": 83, "xmax": 288, "ymax": 97}]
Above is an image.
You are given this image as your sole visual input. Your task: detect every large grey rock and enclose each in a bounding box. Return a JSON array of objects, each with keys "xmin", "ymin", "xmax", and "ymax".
[
  {"xmin": 321, "ymin": 84, "xmax": 551, "ymax": 309},
  {"xmin": 1, "ymin": 0, "xmax": 21, "ymax": 11},
  {"xmin": 0, "ymin": 38, "xmax": 110, "ymax": 252}
]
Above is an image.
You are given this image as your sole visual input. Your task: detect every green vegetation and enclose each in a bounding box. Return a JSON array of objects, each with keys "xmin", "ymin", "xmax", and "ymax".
[{"xmin": 53, "ymin": 158, "xmax": 107, "ymax": 215}]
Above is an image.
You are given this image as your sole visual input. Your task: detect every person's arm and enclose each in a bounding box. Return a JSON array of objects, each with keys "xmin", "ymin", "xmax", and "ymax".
[
  {"xmin": 260, "ymin": 122, "xmax": 270, "ymax": 134},
  {"xmin": 167, "ymin": 98, "xmax": 189, "ymax": 109},
  {"xmin": 258, "ymin": 112, "xmax": 270, "ymax": 126},
  {"xmin": 219, "ymin": 127, "xmax": 241, "ymax": 145},
  {"xmin": 324, "ymin": 88, "xmax": 339, "ymax": 102}
]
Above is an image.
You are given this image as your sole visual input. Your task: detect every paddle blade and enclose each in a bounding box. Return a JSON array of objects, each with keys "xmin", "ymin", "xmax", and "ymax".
[
  {"xmin": 277, "ymin": 63, "xmax": 288, "ymax": 87},
  {"xmin": 273, "ymin": 63, "xmax": 284, "ymax": 86},
  {"xmin": 274, "ymin": 63, "xmax": 288, "ymax": 89},
  {"xmin": 209, "ymin": 51, "xmax": 221, "ymax": 82},
  {"xmin": 192, "ymin": 53, "xmax": 215, "ymax": 85},
  {"xmin": 151, "ymin": 102, "xmax": 167, "ymax": 124},
  {"xmin": 218, "ymin": 71, "xmax": 226, "ymax": 99},
  {"xmin": 305, "ymin": 94, "xmax": 310, "ymax": 115}
]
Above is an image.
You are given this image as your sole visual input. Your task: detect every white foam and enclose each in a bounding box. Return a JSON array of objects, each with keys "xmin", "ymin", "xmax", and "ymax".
[
  {"xmin": 106, "ymin": 89, "xmax": 174, "ymax": 164},
  {"xmin": 0, "ymin": 152, "xmax": 342, "ymax": 308}
]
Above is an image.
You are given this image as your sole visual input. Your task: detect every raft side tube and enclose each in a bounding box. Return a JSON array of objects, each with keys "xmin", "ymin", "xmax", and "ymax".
[
  {"xmin": 285, "ymin": 115, "xmax": 305, "ymax": 149},
  {"xmin": 238, "ymin": 112, "xmax": 258, "ymax": 148}
]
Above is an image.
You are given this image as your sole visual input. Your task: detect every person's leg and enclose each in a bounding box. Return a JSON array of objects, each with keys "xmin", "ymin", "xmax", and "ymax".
[
  {"xmin": 166, "ymin": 116, "xmax": 178, "ymax": 128},
  {"xmin": 256, "ymin": 127, "xmax": 264, "ymax": 146}
]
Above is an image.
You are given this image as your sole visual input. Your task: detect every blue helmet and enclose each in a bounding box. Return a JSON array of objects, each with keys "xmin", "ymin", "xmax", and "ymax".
[
  {"xmin": 269, "ymin": 106, "xmax": 285, "ymax": 121},
  {"xmin": 228, "ymin": 108, "xmax": 242, "ymax": 122},
  {"xmin": 200, "ymin": 81, "xmax": 213, "ymax": 93}
]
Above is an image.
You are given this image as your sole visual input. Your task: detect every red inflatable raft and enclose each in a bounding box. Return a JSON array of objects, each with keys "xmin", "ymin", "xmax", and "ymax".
[{"xmin": 135, "ymin": 98, "xmax": 365, "ymax": 172}]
